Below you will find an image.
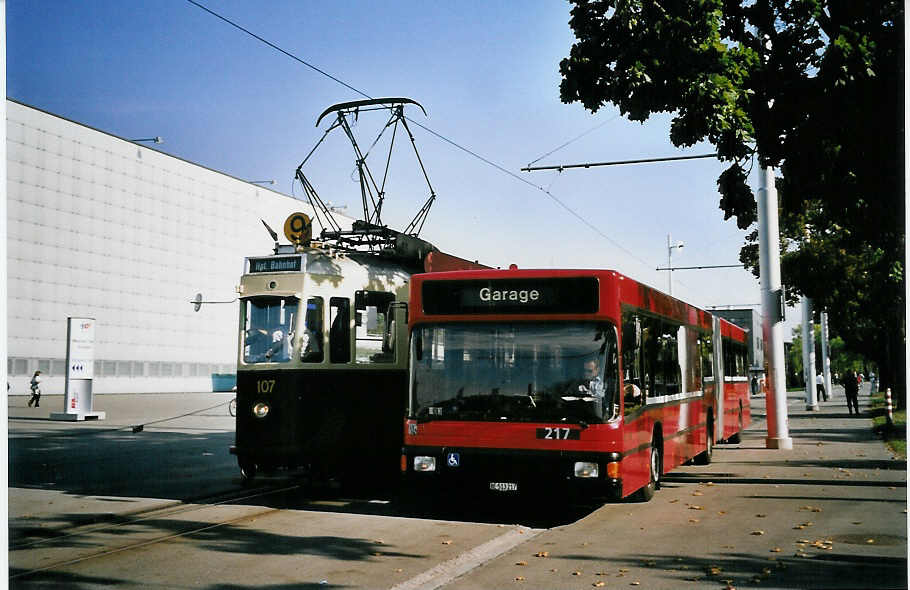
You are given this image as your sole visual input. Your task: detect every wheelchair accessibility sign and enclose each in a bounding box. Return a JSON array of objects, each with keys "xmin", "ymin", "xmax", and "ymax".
[{"xmin": 446, "ymin": 452, "xmax": 460, "ymax": 468}]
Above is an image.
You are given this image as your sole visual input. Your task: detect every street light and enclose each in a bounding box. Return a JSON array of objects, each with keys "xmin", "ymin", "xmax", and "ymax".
[
  {"xmin": 667, "ymin": 234, "xmax": 684, "ymax": 295},
  {"xmin": 131, "ymin": 137, "xmax": 163, "ymax": 144},
  {"xmin": 249, "ymin": 180, "xmax": 275, "ymax": 186}
]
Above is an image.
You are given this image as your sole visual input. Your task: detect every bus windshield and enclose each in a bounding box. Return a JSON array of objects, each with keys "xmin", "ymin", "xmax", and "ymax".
[
  {"xmin": 243, "ymin": 296, "xmax": 298, "ymax": 363},
  {"xmin": 410, "ymin": 322, "xmax": 619, "ymax": 424}
]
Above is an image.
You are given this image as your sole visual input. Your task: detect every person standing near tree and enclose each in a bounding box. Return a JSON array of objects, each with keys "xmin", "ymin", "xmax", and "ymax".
[
  {"xmin": 843, "ymin": 369, "xmax": 859, "ymax": 415},
  {"xmin": 816, "ymin": 373, "xmax": 828, "ymax": 401}
]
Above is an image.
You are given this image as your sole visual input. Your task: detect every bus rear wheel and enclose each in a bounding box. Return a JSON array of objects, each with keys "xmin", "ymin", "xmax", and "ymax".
[
  {"xmin": 727, "ymin": 406, "xmax": 744, "ymax": 444},
  {"xmin": 695, "ymin": 423, "xmax": 713, "ymax": 465},
  {"xmin": 636, "ymin": 438, "xmax": 662, "ymax": 502}
]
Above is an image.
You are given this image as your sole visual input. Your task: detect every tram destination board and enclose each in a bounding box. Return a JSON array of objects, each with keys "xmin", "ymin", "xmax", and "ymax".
[
  {"xmin": 247, "ymin": 256, "xmax": 302, "ymax": 273},
  {"xmin": 422, "ymin": 277, "xmax": 598, "ymax": 315}
]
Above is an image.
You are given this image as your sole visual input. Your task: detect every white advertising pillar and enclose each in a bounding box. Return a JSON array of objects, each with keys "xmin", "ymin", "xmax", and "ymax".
[{"xmin": 51, "ymin": 318, "xmax": 105, "ymax": 421}]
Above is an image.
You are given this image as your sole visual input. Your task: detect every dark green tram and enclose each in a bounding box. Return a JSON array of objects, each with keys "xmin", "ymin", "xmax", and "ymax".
[{"xmin": 230, "ymin": 242, "xmax": 414, "ymax": 484}]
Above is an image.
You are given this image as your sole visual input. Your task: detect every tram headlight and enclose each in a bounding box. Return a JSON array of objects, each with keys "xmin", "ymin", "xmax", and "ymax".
[
  {"xmin": 413, "ymin": 456, "xmax": 436, "ymax": 472},
  {"xmin": 252, "ymin": 402, "xmax": 270, "ymax": 419},
  {"xmin": 574, "ymin": 461, "xmax": 599, "ymax": 478}
]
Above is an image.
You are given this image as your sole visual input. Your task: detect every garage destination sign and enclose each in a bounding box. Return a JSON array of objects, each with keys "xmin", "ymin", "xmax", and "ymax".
[{"xmin": 422, "ymin": 277, "xmax": 599, "ymax": 314}]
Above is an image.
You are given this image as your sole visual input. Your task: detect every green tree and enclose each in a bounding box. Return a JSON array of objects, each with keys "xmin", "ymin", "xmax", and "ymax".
[
  {"xmin": 560, "ymin": 0, "xmax": 904, "ymax": 403},
  {"xmin": 788, "ymin": 325, "xmax": 866, "ymax": 389}
]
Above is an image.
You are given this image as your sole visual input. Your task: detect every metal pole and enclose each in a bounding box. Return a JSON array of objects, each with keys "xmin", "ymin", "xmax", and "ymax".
[
  {"xmin": 821, "ymin": 312, "xmax": 832, "ymax": 401},
  {"xmin": 667, "ymin": 234, "xmax": 673, "ymax": 295},
  {"xmin": 802, "ymin": 297, "xmax": 819, "ymax": 410},
  {"xmin": 886, "ymin": 388, "xmax": 894, "ymax": 426},
  {"xmin": 757, "ymin": 167, "xmax": 793, "ymax": 449}
]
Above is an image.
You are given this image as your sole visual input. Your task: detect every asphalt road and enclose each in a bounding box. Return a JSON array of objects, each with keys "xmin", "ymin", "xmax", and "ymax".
[{"xmin": 7, "ymin": 387, "xmax": 907, "ymax": 589}]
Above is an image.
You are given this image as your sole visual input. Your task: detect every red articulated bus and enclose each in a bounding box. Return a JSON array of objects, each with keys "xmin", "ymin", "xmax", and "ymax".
[{"xmin": 401, "ymin": 268, "xmax": 750, "ymax": 501}]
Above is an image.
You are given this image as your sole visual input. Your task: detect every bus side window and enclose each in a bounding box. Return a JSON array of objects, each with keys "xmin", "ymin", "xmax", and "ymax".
[
  {"xmin": 329, "ymin": 297, "xmax": 351, "ymax": 363},
  {"xmin": 603, "ymin": 325, "xmax": 620, "ymax": 420},
  {"xmin": 641, "ymin": 317, "xmax": 658, "ymax": 399},
  {"xmin": 621, "ymin": 311, "xmax": 644, "ymax": 414},
  {"xmin": 701, "ymin": 332, "xmax": 714, "ymax": 381},
  {"xmin": 301, "ymin": 297, "xmax": 324, "ymax": 363}
]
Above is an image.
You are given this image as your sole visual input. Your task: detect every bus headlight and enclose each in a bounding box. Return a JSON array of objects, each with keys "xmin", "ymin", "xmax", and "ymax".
[
  {"xmin": 413, "ymin": 456, "xmax": 436, "ymax": 472},
  {"xmin": 252, "ymin": 402, "xmax": 270, "ymax": 418},
  {"xmin": 574, "ymin": 461, "xmax": 599, "ymax": 478}
]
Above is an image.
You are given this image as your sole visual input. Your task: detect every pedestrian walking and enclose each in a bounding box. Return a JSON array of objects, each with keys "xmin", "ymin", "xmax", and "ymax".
[
  {"xmin": 843, "ymin": 369, "xmax": 859, "ymax": 415},
  {"xmin": 816, "ymin": 373, "xmax": 828, "ymax": 401},
  {"xmin": 28, "ymin": 370, "xmax": 43, "ymax": 407}
]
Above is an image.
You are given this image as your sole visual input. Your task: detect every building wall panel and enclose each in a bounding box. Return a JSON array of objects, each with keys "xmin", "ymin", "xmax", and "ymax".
[{"xmin": 7, "ymin": 100, "xmax": 344, "ymax": 395}]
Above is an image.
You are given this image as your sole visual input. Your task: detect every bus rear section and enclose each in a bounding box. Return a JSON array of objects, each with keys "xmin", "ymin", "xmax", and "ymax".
[
  {"xmin": 401, "ymin": 269, "xmax": 723, "ymax": 502},
  {"xmin": 718, "ymin": 318, "xmax": 752, "ymax": 443}
]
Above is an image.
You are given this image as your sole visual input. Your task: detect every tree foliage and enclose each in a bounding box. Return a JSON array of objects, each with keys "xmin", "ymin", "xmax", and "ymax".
[{"xmin": 560, "ymin": 0, "xmax": 904, "ymax": 395}]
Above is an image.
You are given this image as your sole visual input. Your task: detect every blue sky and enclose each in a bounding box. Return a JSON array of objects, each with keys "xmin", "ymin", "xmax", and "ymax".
[{"xmin": 9, "ymin": 0, "xmax": 792, "ymax": 329}]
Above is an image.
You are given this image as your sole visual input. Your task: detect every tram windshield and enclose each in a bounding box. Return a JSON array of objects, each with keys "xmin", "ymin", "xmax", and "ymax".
[
  {"xmin": 243, "ymin": 297, "xmax": 298, "ymax": 363},
  {"xmin": 410, "ymin": 322, "xmax": 619, "ymax": 424}
]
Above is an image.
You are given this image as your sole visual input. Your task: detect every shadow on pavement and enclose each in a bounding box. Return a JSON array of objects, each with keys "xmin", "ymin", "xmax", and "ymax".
[{"xmin": 549, "ymin": 550, "xmax": 908, "ymax": 590}]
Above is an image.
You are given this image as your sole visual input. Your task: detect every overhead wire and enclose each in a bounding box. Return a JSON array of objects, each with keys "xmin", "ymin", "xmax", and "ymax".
[
  {"xmin": 525, "ymin": 114, "xmax": 622, "ymax": 168},
  {"xmin": 183, "ymin": 0, "xmax": 697, "ymax": 280}
]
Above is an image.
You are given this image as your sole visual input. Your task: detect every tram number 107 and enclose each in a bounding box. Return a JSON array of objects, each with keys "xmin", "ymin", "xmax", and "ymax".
[
  {"xmin": 536, "ymin": 427, "xmax": 581, "ymax": 440},
  {"xmin": 256, "ymin": 379, "xmax": 276, "ymax": 394}
]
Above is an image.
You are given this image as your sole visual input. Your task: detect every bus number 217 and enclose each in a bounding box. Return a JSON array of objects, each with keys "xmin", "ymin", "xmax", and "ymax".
[{"xmin": 537, "ymin": 427, "xmax": 579, "ymax": 440}]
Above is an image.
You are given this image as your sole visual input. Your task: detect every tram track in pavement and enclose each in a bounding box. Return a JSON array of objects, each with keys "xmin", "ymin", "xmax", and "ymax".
[{"xmin": 9, "ymin": 483, "xmax": 303, "ymax": 581}]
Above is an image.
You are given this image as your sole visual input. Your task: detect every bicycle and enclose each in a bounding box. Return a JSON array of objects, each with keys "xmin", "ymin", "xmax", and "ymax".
[{"xmin": 228, "ymin": 397, "xmax": 237, "ymax": 417}]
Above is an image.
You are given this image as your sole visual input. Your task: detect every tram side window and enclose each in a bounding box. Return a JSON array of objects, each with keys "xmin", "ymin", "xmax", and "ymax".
[
  {"xmin": 301, "ymin": 297, "xmax": 324, "ymax": 363},
  {"xmin": 354, "ymin": 290, "xmax": 396, "ymax": 364},
  {"xmin": 243, "ymin": 297, "xmax": 298, "ymax": 364},
  {"xmin": 329, "ymin": 297, "xmax": 351, "ymax": 363}
]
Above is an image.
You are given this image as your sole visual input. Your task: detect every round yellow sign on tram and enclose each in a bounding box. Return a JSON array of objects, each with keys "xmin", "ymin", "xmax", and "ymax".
[{"xmin": 283, "ymin": 212, "xmax": 312, "ymax": 245}]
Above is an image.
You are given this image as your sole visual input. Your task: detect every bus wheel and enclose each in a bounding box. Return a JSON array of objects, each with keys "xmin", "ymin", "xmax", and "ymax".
[
  {"xmin": 728, "ymin": 407, "xmax": 743, "ymax": 444},
  {"xmin": 239, "ymin": 458, "xmax": 257, "ymax": 482},
  {"xmin": 636, "ymin": 438, "xmax": 662, "ymax": 502},
  {"xmin": 695, "ymin": 423, "xmax": 714, "ymax": 465}
]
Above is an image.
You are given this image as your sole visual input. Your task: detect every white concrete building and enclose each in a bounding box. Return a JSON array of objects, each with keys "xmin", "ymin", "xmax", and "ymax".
[{"xmin": 6, "ymin": 99, "xmax": 343, "ymax": 394}]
